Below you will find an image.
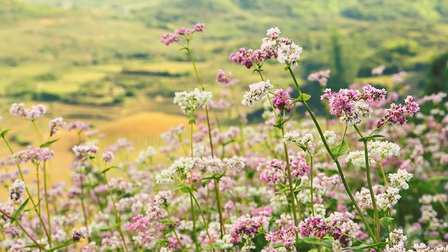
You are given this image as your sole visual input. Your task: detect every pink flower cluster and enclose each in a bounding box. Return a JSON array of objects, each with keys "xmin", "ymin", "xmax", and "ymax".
[
  {"xmin": 307, "ymin": 69, "xmax": 331, "ymax": 87},
  {"xmin": 229, "ymin": 27, "xmax": 301, "ymax": 69},
  {"xmin": 321, "ymin": 84, "xmax": 388, "ymax": 125},
  {"xmin": 216, "ymin": 69, "xmax": 232, "ymax": 85},
  {"xmin": 378, "ymin": 95, "xmax": 420, "ymax": 128},
  {"xmin": 160, "ymin": 23, "xmax": 205, "ymax": 46},
  {"xmin": 67, "ymin": 120, "xmax": 91, "ymax": 132},
  {"xmin": 72, "ymin": 144, "xmax": 99, "ymax": 159},
  {"xmin": 9, "ymin": 103, "xmax": 46, "ymax": 120},
  {"xmin": 13, "ymin": 146, "xmax": 54, "ymax": 164},
  {"xmin": 272, "ymin": 88, "xmax": 294, "ymax": 112},
  {"xmin": 229, "ymin": 215, "xmax": 268, "ymax": 244},
  {"xmin": 266, "ymin": 216, "xmax": 298, "ymax": 250}
]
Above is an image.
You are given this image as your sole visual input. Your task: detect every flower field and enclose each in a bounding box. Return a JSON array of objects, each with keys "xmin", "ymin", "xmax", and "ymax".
[{"xmin": 0, "ymin": 24, "xmax": 447, "ymax": 252}]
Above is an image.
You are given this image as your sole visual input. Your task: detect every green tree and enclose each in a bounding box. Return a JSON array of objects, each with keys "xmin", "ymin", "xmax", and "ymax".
[
  {"xmin": 424, "ymin": 51, "xmax": 448, "ymax": 97},
  {"xmin": 327, "ymin": 31, "xmax": 360, "ymax": 90}
]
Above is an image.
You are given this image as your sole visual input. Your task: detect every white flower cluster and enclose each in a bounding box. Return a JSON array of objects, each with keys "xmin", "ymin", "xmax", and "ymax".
[
  {"xmin": 173, "ymin": 88, "xmax": 212, "ymax": 116},
  {"xmin": 369, "ymin": 141, "xmax": 401, "ymax": 159},
  {"xmin": 155, "ymin": 157, "xmax": 195, "ymax": 183},
  {"xmin": 385, "ymin": 229, "xmax": 407, "ymax": 252},
  {"xmin": 277, "ymin": 41, "xmax": 302, "ymax": 68},
  {"xmin": 376, "ymin": 187, "xmax": 401, "ymax": 210},
  {"xmin": 9, "ymin": 180, "xmax": 26, "ymax": 201},
  {"xmin": 242, "ymin": 80, "xmax": 273, "ymax": 107},
  {"xmin": 389, "ymin": 169, "xmax": 413, "ymax": 190},
  {"xmin": 345, "ymin": 151, "xmax": 374, "ymax": 168},
  {"xmin": 71, "ymin": 227, "xmax": 92, "ymax": 241},
  {"xmin": 318, "ymin": 130, "xmax": 336, "ymax": 145},
  {"xmin": 283, "ymin": 131, "xmax": 314, "ymax": 150},
  {"xmin": 136, "ymin": 146, "xmax": 157, "ymax": 164}
]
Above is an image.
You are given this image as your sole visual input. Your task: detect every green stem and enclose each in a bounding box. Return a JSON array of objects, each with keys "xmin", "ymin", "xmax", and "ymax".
[
  {"xmin": 79, "ymin": 172, "xmax": 90, "ymax": 242},
  {"xmin": 309, "ymin": 151, "xmax": 315, "ymax": 216},
  {"xmin": 166, "ymin": 207, "xmax": 182, "ymax": 247},
  {"xmin": 104, "ymin": 174, "xmax": 129, "ymax": 252},
  {"xmin": 189, "ymin": 122, "xmax": 199, "ymax": 251},
  {"xmin": 285, "ymin": 67, "xmax": 377, "ymax": 243},
  {"xmin": 190, "ymin": 194, "xmax": 199, "ymax": 252},
  {"xmin": 355, "ymin": 125, "xmax": 381, "ymax": 242},
  {"xmin": 281, "ymin": 127, "xmax": 299, "ymax": 233},
  {"xmin": 43, "ymin": 163, "xmax": 52, "ymax": 247},
  {"xmin": 214, "ymin": 179, "xmax": 225, "ymax": 237},
  {"xmin": 191, "ymin": 193, "xmax": 214, "ymax": 247}
]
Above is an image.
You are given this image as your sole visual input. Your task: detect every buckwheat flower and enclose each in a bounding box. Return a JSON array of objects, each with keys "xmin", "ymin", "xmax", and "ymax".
[
  {"xmin": 290, "ymin": 157, "xmax": 310, "ymax": 177},
  {"xmin": 136, "ymin": 146, "xmax": 157, "ymax": 164},
  {"xmin": 355, "ymin": 187, "xmax": 373, "ymax": 209},
  {"xmin": 173, "ymin": 88, "xmax": 213, "ymax": 117},
  {"xmin": 371, "ymin": 65, "xmax": 386, "ymax": 76},
  {"xmin": 387, "ymin": 229, "xmax": 407, "ymax": 248},
  {"xmin": 376, "ymin": 187, "xmax": 401, "ymax": 210},
  {"xmin": 369, "ymin": 141, "xmax": 400, "ymax": 159},
  {"xmin": 193, "ymin": 23, "xmax": 205, "ymax": 32},
  {"xmin": 72, "ymin": 144, "xmax": 99, "ymax": 159},
  {"xmin": 102, "ymin": 151, "xmax": 114, "ymax": 163},
  {"xmin": 272, "ymin": 88, "xmax": 294, "ymax": 111},
  {"xmin": 9, "ymin": 180, "xmax": 26, "ymax": 201},
  {"xmin": 299, "ymin": 215, "xmax": 329, "ymax": 239},
  {"xmin": 277, "ymin": 40, "xmax": 302, "ymax": 68},
  {"xmin": 392, "ymin": 71, "xmax": 407, "ymax": 84},
  {"xmin": 283, "ymin": 130, "xmax": 301, "ymax": 144},
  {"xmin": 345, "ymin": 151, "xmax": 374, "ymax": 168},
  {"xmin": 361, "ymin": 85, "xmax": 387, "ymax": 105},
  {"xmin": 72, "ymin": 227, "xmax": 92, "ymax": 241},
  {"xmin": 266, "ymin": 224, "xmax": 298, "ymax": 250},
  {"xmin": 49, "ymin": 117, "xmax": 66, "ymax": 136},
  {"xmin": 319, "ymin": 130, "xmax": 336, "ymax": 145},
  {"xmin": 215, "ymin": 235, "xmax": 233, "ymax": 249},
  {"xmin": 229, "ymin": 47, "xmax": 265, "ymax": 69},
  {"xmin": 160, "ymin": 33, "xmax": 181, "ymax": 46},
  {"xmin": 153, "ymin": 190, "xmax": 172, "ymax": 207},
  {"xmin": 9, "ymin": 103, "xmax": 26, "ymax": 117},
  {"xmin": 67, "ymin": 120, "xmax": 91, "ymax": 132},
  {"xmin": 308, "ymin": 69, "xmax": 331, "ymax": 87},
  {"xmin": 229, "ymin": 215, "xmax": 268, "ymax": 244},
  {"xmin": 389, "ymin": 169, "xmax": 413, "ymax": 190},
  {"xmin": 241, "ymin": 80, "xmax": 273, "ymax": 107},
  {"xmin": 404, "ymin": 95, "xmax": 420, "ymax": 116},
  {"xmin": 259, "ymin": 159, "xmax": 286, "ymax": 184},
  {"xmin": 26, "ymin": 104, "xmax": 46, "ymax": 120},
  {"xmin": 266, "ymin": 27, "xmax": 281, "ymax": 39},
  {"xmin": 377, "ymin": 96, "xmax": 420, "ymax": 128},
  {"xmin": 216, "ymin": 69, "xmax": 232, "ymax": 85}
]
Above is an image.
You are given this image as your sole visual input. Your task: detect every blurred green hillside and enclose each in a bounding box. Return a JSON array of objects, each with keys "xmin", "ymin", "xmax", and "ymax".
[{"xmin": 0, "ymin": 0, "xmax": 447, "ymax": 110}]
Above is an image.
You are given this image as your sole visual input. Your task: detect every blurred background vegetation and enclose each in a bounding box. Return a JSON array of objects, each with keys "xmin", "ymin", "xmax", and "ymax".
[{"xmin": 0, "ymin": 0, "xmax": 447, "ymax": 118}]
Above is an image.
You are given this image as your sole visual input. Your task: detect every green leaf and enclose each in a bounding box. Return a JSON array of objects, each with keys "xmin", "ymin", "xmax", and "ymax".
[
  {"xmin": 0, "ymin": 129, "xmax": 10, "ymax": 138},
  {"xmin": 10, "ymin": 198, "xmax": 29, "ymax": 223},
  {"xmin": 25, "ymin": 198, "xmax": 42, "ymax": 213},
  {"xmin": 294, "ymin": 185, "xmax": 311, "ymax": 193},
  {"xmin": 302, "ymin": 236, "xmax": 333, "ymax": 248},
  {"xmin": 358, "ymin": 134, "xmax": 384, "ymax": 142},
  {"xmin": 100, "ymin": 166, "xmax": 121, "ymax": 175},
  {"xmin": 173, "ymin": 184, "xmax": 197, "ymax": 194},
  {"xmin": 299, "ymin": 93, "xmax": 311, "ymax": 102},
  {"xmin": 330, "ymin": 140, "xmax": 349, "ymax": 158},
  {"xmin": 47, "ymin": 240, "xmax": 76, "ymax": 252},
  {"xmin": 379, "ymin": 217, "xmax": 394, "ymax": 230},
  {"xmin": 39, "ymin": 139, "xmax": 59, "ymax": 148},
  {"xmin": 343, "ymin": 242, "xmax": 388, "ymax": 251}
]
